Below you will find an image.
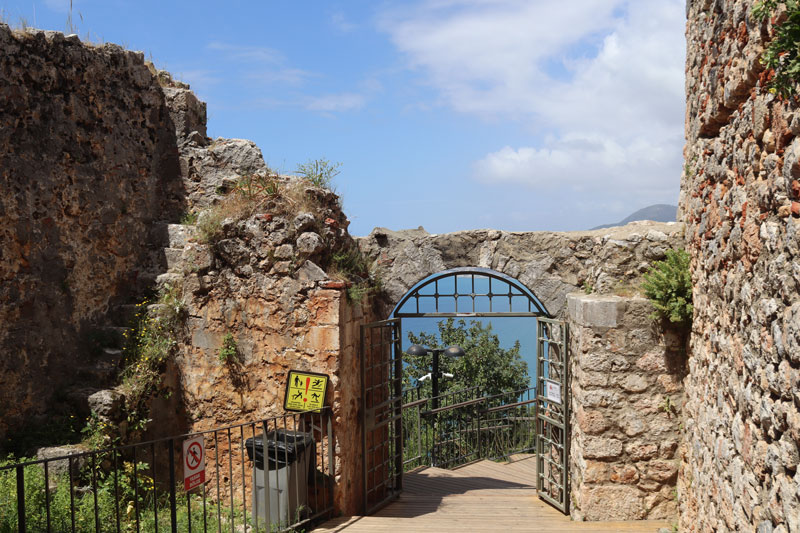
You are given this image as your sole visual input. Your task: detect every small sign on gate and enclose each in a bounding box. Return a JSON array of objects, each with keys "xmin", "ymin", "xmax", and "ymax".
[
  {"xmin": 545, "ymin": 380, "xmax": 562, "ymax": 404},
  {"xmin": 183, "ymin": 436, "xmax": 205, "ymax": 491}
]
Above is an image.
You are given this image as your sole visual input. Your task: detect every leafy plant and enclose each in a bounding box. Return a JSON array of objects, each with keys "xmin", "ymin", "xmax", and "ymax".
[
  {"xmin": 218, "ymin": 332, "xmax": 239, "ymax": 364},
  {"xmin": 180, "ymin": 211, "xmax": 198, "ymax": 225},
  {"xmin": 234, "ymin": 173, "xmax": 280, "ymax": 199},
  {"xmin": 120, "ymin": 284, "xmax": 186, "ymax": 439},
  {"xmin": 659, "ymin": 396, "xmax": 677, "ymax": 417},
  {"xmin": 331, "ymin": 245, "xmax": 382, "ymax": 303},
  {"xmin": 753, "ymin": 0, "xmax": 800, "ymax": 97},
  {"xmin": 0, "ymin": 456, "xmax": 251, "ymax": 532},
  {"xmin": 641, "ymin": 249, "xmax": 693, "ymax": 326},
  {"xmin": 81, "ymin": 411, "xmax": 116, "ymax": 450},
  {"xmin": 295, "ymin": 158, "xmax": 341, "ymax": 190}
]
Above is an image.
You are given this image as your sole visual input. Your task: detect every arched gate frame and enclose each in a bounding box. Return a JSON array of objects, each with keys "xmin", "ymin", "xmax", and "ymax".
[{"xmin": 360, "ymin": 267, "xmax": 570, "ymax": 514}]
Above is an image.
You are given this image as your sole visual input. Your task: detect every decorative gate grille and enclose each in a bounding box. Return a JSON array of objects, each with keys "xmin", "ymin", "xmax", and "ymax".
[
  {"xmin": 536, "ymin": 317, "xmax": 569, "ymax": 514},
  {"xmin": 361, "ymin": 318, "xmax": 403, "ymax": 514}
]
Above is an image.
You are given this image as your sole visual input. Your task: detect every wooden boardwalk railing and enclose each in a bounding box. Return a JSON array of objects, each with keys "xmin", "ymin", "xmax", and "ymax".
[{"xmin": 314, "ymin": 455, "xmax": 671, "ymax": 533}]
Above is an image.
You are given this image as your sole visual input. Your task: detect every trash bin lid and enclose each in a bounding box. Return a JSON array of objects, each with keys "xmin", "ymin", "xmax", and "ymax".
[{"xmin": 245, "ymin": 429, "xmax": 314, "ymax": 469}]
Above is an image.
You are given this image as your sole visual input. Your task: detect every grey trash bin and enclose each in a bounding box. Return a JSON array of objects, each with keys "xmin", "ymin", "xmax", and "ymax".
[{"xmin": 245, "ymin": 430, "xmax": 314, "ymax": 526}]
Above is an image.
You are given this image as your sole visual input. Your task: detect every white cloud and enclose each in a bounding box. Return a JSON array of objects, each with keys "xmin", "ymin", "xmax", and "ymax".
[
  {"xmin": 207, "ymin": 42, "xmax": 313, "ymax": 86},
  {"xmin": 379, "ymin": 0, "xmax": 686, "ymax": 202},
  {"xmin": 305, "ymin": 93, "xmax": 366, "ymax": 112}
]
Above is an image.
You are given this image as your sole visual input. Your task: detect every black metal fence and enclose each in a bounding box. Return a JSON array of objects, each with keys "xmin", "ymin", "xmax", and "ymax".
[
  {"xmin": 1, "ymin": 409, "xmax": 335, "ymax": 533},
  {"xmin": 402, "ymin": 386, "xmax": 536, "ymax": 471}
]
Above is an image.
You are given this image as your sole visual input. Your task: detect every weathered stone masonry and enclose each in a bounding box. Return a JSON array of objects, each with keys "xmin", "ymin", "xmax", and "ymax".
[
  {"xmin": 681, "ymin": 1, "xmax": 800, "ymax": 530},
  {"xmin": 0, "ymin": 25, "xmax": 185, "ymax": 441},
  {"xmin": 568, "ymin": 294, "xmax": 684, "ymax": 521},
  {"xmin": 0, "ymin": 24, "xmax": 377, "ymax": 514}
]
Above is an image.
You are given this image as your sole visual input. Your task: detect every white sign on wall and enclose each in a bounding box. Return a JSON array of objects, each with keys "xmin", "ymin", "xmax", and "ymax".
[
  {"xmin": 545, "ymin": 380, "xmax": 562, "ymax": 404},
  {"xmin": 183, "ymin": 436, "xmax": 206, "ymax": 491}
]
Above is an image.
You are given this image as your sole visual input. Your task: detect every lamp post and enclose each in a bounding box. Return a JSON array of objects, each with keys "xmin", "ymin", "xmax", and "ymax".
[{"xmin": 406, "ymin": 344, "xmax": 465, "ymax": 409}]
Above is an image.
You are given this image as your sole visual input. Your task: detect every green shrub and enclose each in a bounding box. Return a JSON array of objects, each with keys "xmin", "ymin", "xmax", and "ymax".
[
  {"xmin": 753, "ymin": 0, "xmax": 800, "ymax": 97},
  {"xmin": 218, "ymin": 332, "xmax": 239, "ymax": 364},
  {"xmin": 0, "ymin": 456, "xmax": 249, "ymax": 532},
  {"xmin": 120, "ymin": 285, "xmax": 186, "ymax": 442},
  {"xmin": 295, "ymin": 158, "xmax": 341, "ymax": 190},
  {"xmin": 642, "ymin": 249, "xmax": 693, "ymax": 325}
]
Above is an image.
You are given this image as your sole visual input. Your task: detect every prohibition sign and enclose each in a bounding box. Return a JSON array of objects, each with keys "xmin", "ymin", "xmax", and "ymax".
[
  {"xmin": 183, "ymin": 436, "xmax": 205, "ymax": 491},
  {"xmin": 186, "ymin": 442, "xmax": 202, "ymax": 469}
]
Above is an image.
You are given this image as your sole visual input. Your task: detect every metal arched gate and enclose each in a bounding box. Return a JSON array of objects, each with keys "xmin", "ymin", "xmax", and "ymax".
[{"xmin": 360, "ymin": 268, "xmax": 569, "ymax": 514}]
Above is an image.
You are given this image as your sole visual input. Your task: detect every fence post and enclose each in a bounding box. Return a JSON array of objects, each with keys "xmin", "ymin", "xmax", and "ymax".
[
  {"xmin": 169, "ymin": 439, "xmax": 177, "ymax": 533},
  {"xmin": 477, "ymin": 399, "xmax": 483, "ymax": 460},
  {"xmin": 16, "ymin": 465, "xmax": 25, "ymax": 533}
]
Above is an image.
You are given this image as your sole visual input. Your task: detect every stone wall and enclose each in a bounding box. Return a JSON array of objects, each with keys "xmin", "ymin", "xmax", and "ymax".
[
  {"xmin": 567, "ymin": 293, "xmax": 684, "ymax": 522},
  {"xmin": 681, "ymin": 1, "xmax": 800, "ymax": 530},
  {"xmin": 0, "ymin": 25, "xmax": 185, "ymax": 441},
  {"xmin": 358, "ymin": 222, "xmax": 685, "ymax": 318},
  {"xmin": 157, "ymin": 180, "xmax": 381, "ymax": 515}
]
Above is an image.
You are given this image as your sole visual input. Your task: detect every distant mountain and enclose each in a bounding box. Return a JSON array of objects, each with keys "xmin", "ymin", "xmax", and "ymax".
[{"xmin": 591, "ymin": 204, "xmax": 678, "ymax": 230}]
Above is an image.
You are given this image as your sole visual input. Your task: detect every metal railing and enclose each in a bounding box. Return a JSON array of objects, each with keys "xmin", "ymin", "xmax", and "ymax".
[
  {"xmin": 0, "ymin": 409, "xmax": 335, "ymax": 533},
  {"xmin": 402, "ymin": 386, "xmax": 536, "ymax": 471}
]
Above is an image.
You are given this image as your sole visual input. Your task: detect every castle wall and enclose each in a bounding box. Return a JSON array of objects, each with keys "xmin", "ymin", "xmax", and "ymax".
[
  {"xmin": 0, "ymin": 25, "xmax": 185, "ymax": 441},
  {"xmin": 681, "ymin": 1, "xmax": 800, "ymax": 530}
]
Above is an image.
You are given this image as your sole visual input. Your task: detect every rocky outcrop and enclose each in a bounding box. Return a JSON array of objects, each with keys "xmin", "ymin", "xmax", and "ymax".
[
  {"xmin": 358, "ymin": 221, "xmax": 685, "ymax": 316},
  {"xmin": 681, "ymin": 1, "xmax": 800, "ymax": 531}
]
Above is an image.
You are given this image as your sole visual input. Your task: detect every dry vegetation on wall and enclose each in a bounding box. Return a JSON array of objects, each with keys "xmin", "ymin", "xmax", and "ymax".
[{"xmin": 192, "ymin": 170, "xmax": 379, "ymax": 299}]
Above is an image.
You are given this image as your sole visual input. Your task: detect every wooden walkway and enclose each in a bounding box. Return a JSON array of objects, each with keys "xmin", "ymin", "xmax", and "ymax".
[{"xmin": 314, "ymin": 455, "xmax": 670, "ymax": 533}]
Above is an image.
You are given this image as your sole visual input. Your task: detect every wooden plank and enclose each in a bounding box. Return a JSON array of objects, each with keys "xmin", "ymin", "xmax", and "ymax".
[{"xmin": 313, "ymin": 457, "xmax": 672, "ymax": 533}]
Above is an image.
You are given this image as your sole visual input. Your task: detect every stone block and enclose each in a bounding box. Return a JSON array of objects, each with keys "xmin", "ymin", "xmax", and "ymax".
[
  {"xmin": 610, "ymin": 464, "xmax": 639, "ymax": 484},
  {"xmin": 578, "ymin": 389, "xmax": 621, "ymax": 408},
  {"xmin": 296, "ymin": 232, "xmax": 324, "ymax": 255},
  {"xmin": 583, "ymin": 460, "xmax": 611, "ymax": 483},
  {"xmin": 183, "ymin": 243, "xmax": 214, "ymax": 272},
  {"xmin": 619, "ymin": 410, "xmax": 646, "ymax": 437},
  {"xmin": 636, "ymin": 349, "xmax": 669, "ymax": 373},
  {"xmin": 577, "ymin": 409, "xmax": 611, "ymax": 435},
  {"xmin": 87, "ymin": 389, "xmax": 125, "ymax": 421},
  {"xmin": 307, "ymin": 291, "xmax": 341, "ymax": 326},
  {"xmin": 296, "ymin": 260, "xmax": 327, "ymax": 282},
  {"xmin": 644, "ymin": 460, "xmax": 679, "ymax": 483},
  {"xmin": 620, "ymin": 374, "xmax": 650, "ymax": 393},
  {"xmin": 567, "ymin": 293, "xmax": 627, "ymax": 328},
  {"xmin": 583, "ymin": 437, "xmax": 624, "ymax": 460},
  {"xmin": 580, "ymin": 486, "xmax": 645, "ymax": 520},
  {"xmin": 625, "ymin": 441, "xmax": 659, "ymax": 461},
  {"xmin": 166, "ymin": 223, "xmax": 195, "ymax": 248}
]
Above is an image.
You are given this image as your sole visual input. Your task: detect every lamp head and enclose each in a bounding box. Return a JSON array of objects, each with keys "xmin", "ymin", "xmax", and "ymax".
[
  {"xmin": 444, "ymin": 345, "xmax": 465, "ymax": 359},
  {"xmin": 406, "ymin": 344, "xmax": 428, "ymax": 357}
]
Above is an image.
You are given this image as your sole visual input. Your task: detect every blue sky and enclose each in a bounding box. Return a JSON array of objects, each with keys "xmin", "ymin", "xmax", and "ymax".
[{"xmin": 1, "ymin": 0, "xmax": 687, "ymax": 236}]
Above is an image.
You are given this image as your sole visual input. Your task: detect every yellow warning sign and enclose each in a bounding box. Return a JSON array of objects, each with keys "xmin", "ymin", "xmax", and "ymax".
[{"xmin": 284, "ymin": 370, "xmax": 329, "ymax": 412}]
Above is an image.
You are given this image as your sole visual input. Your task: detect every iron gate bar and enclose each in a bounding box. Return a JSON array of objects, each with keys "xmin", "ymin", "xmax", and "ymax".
[
  {"xmin": 536, "ymin": 317, "xmax": 569, "ymax": 515},
  {"xmin": 392, "ymin": 267, "xmax": 550, "ymax": 318},
  {"xmin": 361, "ymin": 318, "xmax": 403, "ymax": 515}
]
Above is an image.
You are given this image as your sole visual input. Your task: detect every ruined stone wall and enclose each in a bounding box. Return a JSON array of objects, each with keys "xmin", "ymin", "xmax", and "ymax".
[
  {"xmin": 162, "ymin": 186, "xmax": 380, "ymax": 515},
  {"xmin": 681, "ymin": 1, "xmax": 800, "ymax": 530},
  {"xmin": 358, "ymin": 222, "xmax": 685, "ymax": 317},
  {"xmin": 568, "ymin": 294, "xmax": 684, "ymax": 522},
  {"xmin": 0, "ymin": 25, "xmax": 185, "ymax": 441}
]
